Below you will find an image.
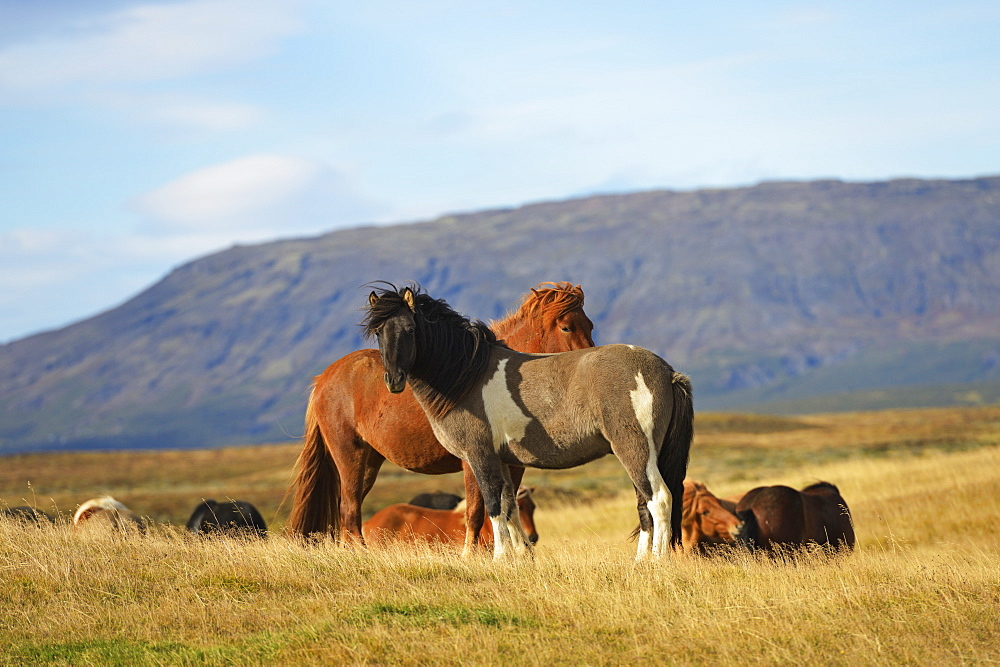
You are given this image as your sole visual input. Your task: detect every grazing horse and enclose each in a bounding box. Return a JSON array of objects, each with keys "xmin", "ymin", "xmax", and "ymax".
[
  {"xmin": 288, "ymin": 282, "xmax": 595, "ymax": 553},
  {"xmin": 364, "ymin": 486, "xmax": 538, "ymax": 546},
  {"xmin": 186, "ymin": 499, "xmax": 268, "ymax": 538},
  {"xmin": 73, "ymin": 497, "xmax": 145, "ymax": 532},
  {"xmin": 681, "ymin": 480, "xmax": 745, "ymax": 553},
  {"xmin": 736, "ymin": 481, "xmax": 855, "ymax": 554},
  {"xmin": 364, "ymin": 284, "xmax": 693, "ymax": 559},
  {"xmin": 408, "ymin": 491, "xmax": 463, "ymax": 510},
  {"xmin": 1, "ymin": 506, "xmax": 55, "ymax": 524}
]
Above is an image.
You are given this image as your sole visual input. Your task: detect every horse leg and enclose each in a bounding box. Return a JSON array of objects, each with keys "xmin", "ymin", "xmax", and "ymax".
[
  {"xmin": 332, "ymin": 436, "xmax": 381, "ymax": 545},
  {"xmin": 611, "ymin": 436, "xmax": 672, "ymax": 560},
  {"xmin": 462, "ymin": 463, "xmax": 526, "ymax": 556},
  {"xmin": 465, "ymin": 453, "xmax": 530, "ymax": 558},
  {"xmin": 461, "ymin": 463, "xmax": 488, "ymax": 557},
  {"xmin": 633, "ymin": 486, "xmax": 655, "ymax": 559}
]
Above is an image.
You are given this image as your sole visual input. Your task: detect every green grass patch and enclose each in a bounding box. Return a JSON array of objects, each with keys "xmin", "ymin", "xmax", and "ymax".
[{"xmin": 349, "ymin": 602, "xmax": 535, "ymax": 629}]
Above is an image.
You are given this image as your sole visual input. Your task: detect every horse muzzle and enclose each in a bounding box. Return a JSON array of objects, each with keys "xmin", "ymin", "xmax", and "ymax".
[{"xmin": 384, "ymin": 371, "xmax": 407, "ymax": 394}]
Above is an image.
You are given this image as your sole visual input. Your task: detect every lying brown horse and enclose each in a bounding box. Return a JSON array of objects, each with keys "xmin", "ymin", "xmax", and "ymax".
[
  {"xmin": 681, "ymin": 480, "xmax": 745, "ymax": 553},
  {"xmin": 736, "ymin": 481, "xmax": 855, "ymax": 554},
  {"xmin": 288, "ymin": 282, "xmax": 594, "ymax": 552},
  {"xmin": 363, "ymin": 486, "xmax": 538, "ymax": 547}
]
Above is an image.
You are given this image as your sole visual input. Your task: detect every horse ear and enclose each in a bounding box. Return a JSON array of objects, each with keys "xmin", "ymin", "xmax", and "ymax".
[
  {"xmin": 369, "ymin": 291, "xmax": 379, "ymax": 307},
  {"xmin": 403, "ymin": 287, "xmax": 416, "ymax": 311}
]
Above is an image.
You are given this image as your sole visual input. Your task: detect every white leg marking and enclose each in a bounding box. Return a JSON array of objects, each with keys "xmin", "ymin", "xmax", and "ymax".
[
  {"xmin": 491, "ymin": 516, "xmax": 512, "ymax": 558},
  {"xmin": 482, "ymin": 359, "xmax": 533, "ymax": 452},
  {"xmin": 630, "ymin": 371, "xmax": 673, "ymax": 557},
  {"xmin": 648, "ymin": 484, "xmax": 672, "ymax": 556},
  {"xmin": 636, "ymin": 529, "xmax": 653, "ymax": 561}
]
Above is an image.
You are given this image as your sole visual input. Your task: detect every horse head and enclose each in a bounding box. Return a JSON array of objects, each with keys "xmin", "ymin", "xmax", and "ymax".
[
  {"xmin": 366, "ymin": 286, "xmax": 418, "ymax": 393},
  {"xmin": 527, "ymin": 282, "xmax": 595, "ymax": 352},
  {"xmin": 682, "ymin": 480, "xmax": 744, "ymax": 553},
  {"xmin": 516, "ymin": 486, "xmax": 539, "ymax": 544}
]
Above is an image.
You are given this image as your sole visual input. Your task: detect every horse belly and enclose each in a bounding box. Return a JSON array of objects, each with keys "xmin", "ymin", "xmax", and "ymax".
[{"xmin": 503, "ymin": 432, "xmax": 610, "ymax": 469}]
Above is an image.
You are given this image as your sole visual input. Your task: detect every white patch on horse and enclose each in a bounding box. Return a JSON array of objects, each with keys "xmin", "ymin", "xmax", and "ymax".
[
  {"xmin": 482, "ymin": 358, "xmax": 532, "ymax": 451},
  {"xmin": 630, "ymin": 371, "xmax": 672, "ymax": 557},
  {"xmin": 636, "ymin": 530, "xmax": 653, "ymax": 560}
]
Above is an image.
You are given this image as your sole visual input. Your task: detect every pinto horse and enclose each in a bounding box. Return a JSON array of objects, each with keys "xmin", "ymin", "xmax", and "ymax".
[
  {"xmin": 364, "ymin": 486, "xmax": 538, "ymax": 547},
  {"xmin": 364, "ymin": 284, "xmax": 693, "ymax": 559},
  {"xmin": 73, "ymin": 497, "xmax": 145, "ymax": 532},
  {"xmin": 681, "ymin": 480, "xmax": 745, "ymax": 554},
  {"xmin": 736, "ymin": 481, "xmax": 855, "ymax": 554},
  {"xmin": 288, "ymin": 282, "xmax": 594, "ymax": 552}
]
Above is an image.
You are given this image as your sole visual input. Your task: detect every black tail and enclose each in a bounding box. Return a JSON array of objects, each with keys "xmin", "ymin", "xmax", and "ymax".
[
  {"xmin": 736, "ymin": 509, "xmax": 759, "ymax": 551},
  {"xmin": 658, "ymin": 371, "xmax": 694, "ymax": 549}
]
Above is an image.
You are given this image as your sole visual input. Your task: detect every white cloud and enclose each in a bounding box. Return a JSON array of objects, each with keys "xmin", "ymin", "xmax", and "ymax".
[
  {"xmin": 133, "ymin": 154, "xmax": 385, "ymax": 234},
  {"xmin": 0, "ymin": 0, "xmax": 302, "ymax": 89}
]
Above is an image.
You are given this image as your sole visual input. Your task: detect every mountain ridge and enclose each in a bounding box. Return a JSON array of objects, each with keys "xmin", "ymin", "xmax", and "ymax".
[{"xmin": 2, "ymin": 176, "xmax": 999, "ymax": 453}]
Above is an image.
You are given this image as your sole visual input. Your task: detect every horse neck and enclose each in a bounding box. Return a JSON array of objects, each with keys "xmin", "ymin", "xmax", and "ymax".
[
  {"xmin": 492, "ymin": 315, "xmax": 545, "ymax": 352},
  {"xmin": 407, "ymin": 318, "xmax": 496, "ymax": 419}
]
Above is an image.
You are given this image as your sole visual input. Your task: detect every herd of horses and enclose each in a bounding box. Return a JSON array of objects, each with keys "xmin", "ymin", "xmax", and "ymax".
[
  {"xmin": 286, "ymin": 280, "xmax": 853, "ymax": 558},
  {"xmin": 2, "ymin": 281, "xmax": 855, "ymax": 558},
  {"xmin": 2, "ymin": 496, "xmax": 269, "ymax": 538}
]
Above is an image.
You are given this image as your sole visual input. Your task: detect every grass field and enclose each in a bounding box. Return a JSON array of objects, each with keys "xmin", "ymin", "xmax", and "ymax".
[{"xmin": 2, "ymin": 405, "xmax": 999, "ymax": 664}]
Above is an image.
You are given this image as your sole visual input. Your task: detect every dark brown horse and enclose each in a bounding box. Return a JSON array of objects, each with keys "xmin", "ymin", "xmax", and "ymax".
[
  {"xmin": 363, "ymin": 486, "xmax": 538, "ymax": 547},
  {"xmin": 365, "ymin": 284, "xmax": 693, "ymax": 559},
  {"xmin": 288, "ymin": 282, "xmax": 594, "ymax": 552},
  {"xmin": 681, "ymin": 480, "xmax": 745, "ymax": 554},
  {"xmin": 736, "ymin": 481, "xmax": 855, "ymax": 554}
]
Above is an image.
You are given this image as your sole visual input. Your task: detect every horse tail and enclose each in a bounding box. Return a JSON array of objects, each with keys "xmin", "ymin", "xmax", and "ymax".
[
  {"xmin": 736, "ymin": 509, "xmax": 760, "ymax": 551},
  {"xmin": 286, "ymin": 390, "xmax": 341, "ymax": 540},
  {"xmin": 658, "ymin": 371, "xmax": 694, "ymax": 549}
]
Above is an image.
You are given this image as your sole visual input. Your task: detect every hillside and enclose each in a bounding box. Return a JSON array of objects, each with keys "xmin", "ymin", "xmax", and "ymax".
[{"xmin": 2, "ymin": 177, "xmax": 1000, "ymax": 453}]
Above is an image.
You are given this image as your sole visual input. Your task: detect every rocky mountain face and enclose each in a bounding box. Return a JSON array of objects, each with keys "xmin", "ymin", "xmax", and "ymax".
[{"xmin": 2, "ymin": 177, "xmax": 999, "ymax": 453}]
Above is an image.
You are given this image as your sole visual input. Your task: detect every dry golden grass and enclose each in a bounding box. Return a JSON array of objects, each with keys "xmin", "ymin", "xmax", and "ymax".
[{"xmin": 2, "ymin": 406, "xmax": 999, "ymax": 664}]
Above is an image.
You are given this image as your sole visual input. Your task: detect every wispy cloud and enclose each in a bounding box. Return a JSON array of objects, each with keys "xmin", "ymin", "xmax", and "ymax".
[
  {"xmin": 0, "ymin": 0, "xmax": 303, "ymax": 90},
  {"xmin": 132, "ymin": 154, "xmax": 386, "ymax": 235}
]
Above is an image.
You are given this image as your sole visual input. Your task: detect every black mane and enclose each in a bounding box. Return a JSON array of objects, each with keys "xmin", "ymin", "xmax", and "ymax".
[{"xmin": 363, "ymin": 283, "xmax": 501, "ymax": 417}]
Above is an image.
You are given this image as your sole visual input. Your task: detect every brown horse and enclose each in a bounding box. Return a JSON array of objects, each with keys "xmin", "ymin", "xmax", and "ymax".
[
  {"xmin": 681, "ymin": 480, "xmax": 745, "ymax": 553},
  {"xmin": 736, "ymin": 481, "xmax": 855, "ymax": 554},
  {"xmin": 363, "ymin": 486, "xmax": 538, "ymax": 547},
  {"xmin": 288, "ymin": 282, "xmax": 594, "ymax": 552}
]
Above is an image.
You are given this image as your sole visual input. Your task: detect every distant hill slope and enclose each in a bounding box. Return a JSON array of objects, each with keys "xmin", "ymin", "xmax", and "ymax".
[{"xmin": 2, "ymin": 177, "xmax": 999, "ymax": 453}]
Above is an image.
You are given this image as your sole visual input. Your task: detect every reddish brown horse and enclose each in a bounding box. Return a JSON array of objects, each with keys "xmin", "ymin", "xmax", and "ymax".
[
  {"xmin": 363, "ymin": 486, "xmax": 538, "ymax": 547},
  {"xmin": 288, "ymin": 283, "xmax": 594, "ymax": 551},
  {"xmin": 736, "ymin": 481, "xmax": 855, "ymax": 554},
  {"xmin": 681, "ymin": 480, "xmax": 745, "ymax": 554}
]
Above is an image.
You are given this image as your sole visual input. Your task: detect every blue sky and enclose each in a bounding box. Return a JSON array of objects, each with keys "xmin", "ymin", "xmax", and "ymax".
[{"xmin": 2, "ymin": 1, "xmax": 998, "ymax": 343}]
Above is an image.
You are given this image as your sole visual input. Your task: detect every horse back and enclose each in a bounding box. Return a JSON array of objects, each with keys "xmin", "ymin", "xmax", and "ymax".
[
  {"xmin": 515, "ymin": 344, "xmax": 678, "ymax": 426},
  {"xmin": 362, "ymin": 504, "xmax": 466, "ymax": 543}
]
